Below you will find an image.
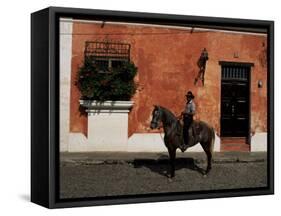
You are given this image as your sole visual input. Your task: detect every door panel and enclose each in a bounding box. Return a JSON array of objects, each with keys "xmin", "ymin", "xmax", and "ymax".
[{"xmin": 221, "ymin": 66, "xmax": 250, "ymax": 137}]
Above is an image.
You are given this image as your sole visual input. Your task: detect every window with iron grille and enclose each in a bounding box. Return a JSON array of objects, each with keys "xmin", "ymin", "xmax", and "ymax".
[
  {"xmin": 84, "ymin": 41, "xmax": 131, "ymax": 73},
  {"xmin": 222, "ymin": 66, "xmax": 250, "ymax": 81}
]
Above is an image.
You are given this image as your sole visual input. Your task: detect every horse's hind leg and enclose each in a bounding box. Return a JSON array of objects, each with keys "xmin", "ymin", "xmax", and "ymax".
[{"xmin": 200, "ymin": 142, "xmax": 212, "ymax": 175}]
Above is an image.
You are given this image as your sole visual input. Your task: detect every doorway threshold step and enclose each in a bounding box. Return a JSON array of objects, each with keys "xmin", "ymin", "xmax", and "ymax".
[{"xmin": 221, "ymin": 137, "xmax": 249, "ymax": 152}]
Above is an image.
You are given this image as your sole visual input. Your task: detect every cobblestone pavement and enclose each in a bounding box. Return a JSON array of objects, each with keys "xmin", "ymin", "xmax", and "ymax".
[{"xmin": 60, "ymin": 152, "xmax": 267, "ymax": 199}]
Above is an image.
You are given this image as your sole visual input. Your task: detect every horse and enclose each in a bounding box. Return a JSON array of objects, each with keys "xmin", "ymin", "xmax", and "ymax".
[{"xmin": 150, "ymin": 105, "xmax": 215, "ymax": 178}]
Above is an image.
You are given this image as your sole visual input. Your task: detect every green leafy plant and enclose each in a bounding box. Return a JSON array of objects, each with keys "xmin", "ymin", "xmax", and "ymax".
[{"xmin": 76, "ymin": 57, "xmax": 138, "ymax": 101}]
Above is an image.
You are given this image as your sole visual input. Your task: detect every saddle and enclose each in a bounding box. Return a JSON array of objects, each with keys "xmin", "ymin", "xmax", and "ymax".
[
  {"xmin": 190, "ymin": 122, "xmax": 202, "ymax": 137},
  {"xmin": 176, "ymin": 120, "xmax": 202, "ymax": 139}
]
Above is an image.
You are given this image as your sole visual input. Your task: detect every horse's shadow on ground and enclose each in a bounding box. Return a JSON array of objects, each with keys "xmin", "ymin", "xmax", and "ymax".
[{"xmin": 133, "ymin": 155, "xmax": 206, "ymax": 178}]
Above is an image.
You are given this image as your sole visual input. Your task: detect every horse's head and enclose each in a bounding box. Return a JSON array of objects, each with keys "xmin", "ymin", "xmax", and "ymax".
[{"xmin": 150, "ymin": 105, "xmax": 162, "ymax": 129}]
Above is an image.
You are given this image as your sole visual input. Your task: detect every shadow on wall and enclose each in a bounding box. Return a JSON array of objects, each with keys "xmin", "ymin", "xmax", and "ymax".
[{"xmin": 194, "ymin": 48, "xmax": 209, "ymax": 86}]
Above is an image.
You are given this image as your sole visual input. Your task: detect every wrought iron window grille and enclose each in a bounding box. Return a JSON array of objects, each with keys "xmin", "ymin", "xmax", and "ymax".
[{"xmin": 84, "ymin": 41, "xmax": 131, "ymax": 73}]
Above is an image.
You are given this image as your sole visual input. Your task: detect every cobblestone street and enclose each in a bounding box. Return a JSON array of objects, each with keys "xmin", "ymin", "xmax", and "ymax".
[{"xmin": 60, "ymin": 152, "xmax": 267, "ymax": 199}]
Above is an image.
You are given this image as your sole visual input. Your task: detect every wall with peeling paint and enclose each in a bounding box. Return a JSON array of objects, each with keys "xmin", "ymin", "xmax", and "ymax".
[{"xmin": 69, "ymin": 21, "xmax": 267, "ymax": 139}]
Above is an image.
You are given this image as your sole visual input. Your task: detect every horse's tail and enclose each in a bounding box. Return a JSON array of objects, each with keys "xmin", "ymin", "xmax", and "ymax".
[{"xmin": 210, "ymin": 127, "xmax": 215, "ymax": 153}]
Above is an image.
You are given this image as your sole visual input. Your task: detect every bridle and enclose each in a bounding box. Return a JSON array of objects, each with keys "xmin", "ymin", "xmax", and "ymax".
[
  {"xmin": 151, "ymin": 108, "xmax": 162, "ymax": 129},
  {"xmin": 151, "ymin": 112, "xmax": 165, "ymax": 141}
]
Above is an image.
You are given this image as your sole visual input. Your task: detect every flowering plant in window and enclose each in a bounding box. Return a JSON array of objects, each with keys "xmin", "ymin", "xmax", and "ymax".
[{"xmin": 76, "ymin": 56, "xmax": 138, "ymax": 101}]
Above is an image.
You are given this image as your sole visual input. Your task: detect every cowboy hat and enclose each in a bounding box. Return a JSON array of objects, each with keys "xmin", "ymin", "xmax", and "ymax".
[{"xmin": 185, "ymin": 91, "xmax": 195, "ymax": 99}]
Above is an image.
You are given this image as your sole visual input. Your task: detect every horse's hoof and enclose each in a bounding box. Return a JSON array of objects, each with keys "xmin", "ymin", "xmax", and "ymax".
[
  {"xmin": 168, "ymin": 177, "xmax": 173, "ymax": 182},
  {"xmin": 203, "ymin": 174, "xmax": 207, "ymax": 178}
]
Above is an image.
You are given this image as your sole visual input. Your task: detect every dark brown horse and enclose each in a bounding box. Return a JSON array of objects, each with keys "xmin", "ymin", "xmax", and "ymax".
[{"xmin": 150, "ymin": 105, "xmax": 215, "ymax": 178}]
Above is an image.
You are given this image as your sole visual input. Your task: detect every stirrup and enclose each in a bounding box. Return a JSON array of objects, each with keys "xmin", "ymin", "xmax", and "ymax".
[{"xmin": 180, "ymin": 143, "xmax": 188, "ymax": 153}]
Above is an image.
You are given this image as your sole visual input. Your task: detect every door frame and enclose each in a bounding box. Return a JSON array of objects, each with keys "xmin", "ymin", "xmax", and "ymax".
[{"xmin": 219, "ymin": 61, "xmax": 254, "ymax": 144}]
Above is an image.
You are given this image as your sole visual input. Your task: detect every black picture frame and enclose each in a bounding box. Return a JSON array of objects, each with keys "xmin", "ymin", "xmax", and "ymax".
[{"xmin": 31, "ymin": 6, "xmax": 274, "ymax": 209}]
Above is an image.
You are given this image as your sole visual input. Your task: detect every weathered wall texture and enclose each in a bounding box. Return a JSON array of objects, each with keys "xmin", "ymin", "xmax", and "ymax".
[{"xmin": 69, "ymin": 21, "xmax": 267, "ymax": 138}]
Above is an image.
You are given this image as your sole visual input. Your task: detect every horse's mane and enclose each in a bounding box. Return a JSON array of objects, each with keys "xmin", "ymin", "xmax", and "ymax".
[{"xmin": 158, "ymin": 106, "xmax": 178, "ymax": 125}]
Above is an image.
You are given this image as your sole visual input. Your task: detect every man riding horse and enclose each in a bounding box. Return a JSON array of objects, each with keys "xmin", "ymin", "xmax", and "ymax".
[
  {"xmin": 150, "ymin": 100, "xmax": 214, "ymax": 178},
  {"xmin": 179, "ymin": 91, "xmax": 196, "ymax": 152}
]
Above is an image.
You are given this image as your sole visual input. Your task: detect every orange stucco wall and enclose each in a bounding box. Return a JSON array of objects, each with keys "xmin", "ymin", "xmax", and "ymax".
[{"xmin": 69, "ymin": 21, "xmax": 267, "ymax": 138}]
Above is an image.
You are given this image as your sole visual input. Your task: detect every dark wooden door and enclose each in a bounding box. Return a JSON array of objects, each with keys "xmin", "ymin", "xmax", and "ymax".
[{"xmin": 221, "ymin": 65, "xmax": 250, "ymax": 137}]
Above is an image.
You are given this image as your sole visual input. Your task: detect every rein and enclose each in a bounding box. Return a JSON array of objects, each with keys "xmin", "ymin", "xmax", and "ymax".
[{"xmin": 159, "ymin": 131, "xmax": 165, "ymax": 142}]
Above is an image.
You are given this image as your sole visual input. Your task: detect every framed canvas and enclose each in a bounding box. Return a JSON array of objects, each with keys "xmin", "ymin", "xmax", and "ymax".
[{"xmin": 31, "ymin": 7, "xmax": 274, "ymax": 208}]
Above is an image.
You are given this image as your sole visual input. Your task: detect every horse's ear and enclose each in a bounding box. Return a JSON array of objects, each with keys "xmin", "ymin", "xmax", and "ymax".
[{"xmin": 153, "ymin": 105, "xmax": 158, "ymax": 109}]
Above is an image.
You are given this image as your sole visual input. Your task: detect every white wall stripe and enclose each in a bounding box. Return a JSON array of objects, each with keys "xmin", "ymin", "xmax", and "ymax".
[{"xmin": 59, "ymin": 18, "xmax": 73, "ymax": 152}]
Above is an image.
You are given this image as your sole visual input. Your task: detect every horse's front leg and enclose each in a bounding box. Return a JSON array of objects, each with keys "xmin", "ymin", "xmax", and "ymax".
[{"xmin": 168, "ymin": 147, "xmax": 176, "ymax": 178}]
